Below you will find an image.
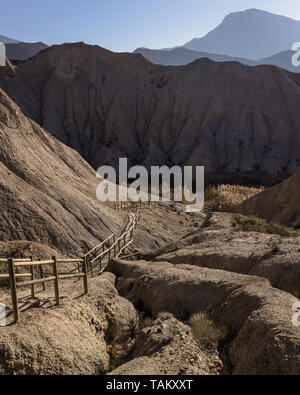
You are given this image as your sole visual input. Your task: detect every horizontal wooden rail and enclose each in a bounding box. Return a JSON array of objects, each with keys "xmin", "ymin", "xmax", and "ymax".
[
  {"xmin": 0, "ymin": 273, "xmax": 32, "ymax": 279},
  {"xmin": 16, "ymin": 277, "xmax": 56, "ymax": 287},
  {"xmin": 58, "ymin": 273, "xmax": 85, "ymax": 280},
  {"xmin": 14, "ymin": 260, "xmax": 54, "ymax": 267},
  {"xmin": 57, "ymin": 259, "xmax": 84, "ymax": 264}
]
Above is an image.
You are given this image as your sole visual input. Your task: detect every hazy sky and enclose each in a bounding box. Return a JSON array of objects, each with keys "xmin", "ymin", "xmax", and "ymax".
[{"xmin": 1, "ymin": 0, "xmax": 300, "ymax": 52}]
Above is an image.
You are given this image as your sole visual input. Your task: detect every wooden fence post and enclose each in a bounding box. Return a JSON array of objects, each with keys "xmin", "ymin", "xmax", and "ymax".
[
  {"xmin": 99, "ymin": 256, "xmax": 103, "ymax": 273},
  {"xmin": 39, "ymin": 259, "xmax": 46, "ymax": 291},
  {"xmin": 8, "ymin": 258, "xmax": 19, "ymax": 322},
  {"xmin": 30, "ymin": 256, "xmax": 35, "ymax": 299},
  {"xmin": 82, "ymin": 257, "xmax": 88, "ymax": 294},
  {"xmin": 90, "ymin": 259, "xmax": 94, "ymax": 278},
  {"xmin": 52, "ymin": 256, "xmax": 60, "ymax": 306},
  {"xmin": 113, "ymin": 235, "xmax": 116, "ymax": 257}
]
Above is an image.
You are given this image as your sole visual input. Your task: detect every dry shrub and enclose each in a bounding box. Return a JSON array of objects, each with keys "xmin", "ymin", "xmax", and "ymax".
[
  {"xmin": 205, "ymin": 184, "xmax": 264, "ymax": 212},
  {"xmin": 189, "ymin": 312, "xmax": 228, "ymax": 347},
  {"xmin": 232, "ymin": 214, "xmax": 293, "ymax": 237}
]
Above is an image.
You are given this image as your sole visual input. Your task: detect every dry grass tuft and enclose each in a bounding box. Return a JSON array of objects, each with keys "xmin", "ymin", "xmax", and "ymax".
[
  {"xmin": 189, "ymin": 312, "xmax": 228, "ymax": 347},
  {"xmin": 231, "ymin": 214, "xmax": 294, "ymax": 237},
  {"xmin": 205, "ymin": 184, "xmax": 264, "ymax": 212}
]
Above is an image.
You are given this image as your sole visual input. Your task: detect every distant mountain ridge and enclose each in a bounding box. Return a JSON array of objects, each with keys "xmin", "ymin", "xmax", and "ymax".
[
  {"xmin": 135, "ymin": 9, "xmax": 300, "ymax": 72},
  {"xmin": 134, "ymin": 47, "xmax": 300, "ymax": 73},
  {"xmin": 0, "ymin": 34, "xmax": 20, "ymax": 44},
  {"xmin": 0, "ymin": 34, "xmax": 48, "ymax": 60},
  {"xmin": 134, "ymin": 47, "xmax": 254, "ymax": 67},
  {"xmin": 183, "ymin": 9, "xmax": 300, "ymax": 60},
  {"xmin": 135, "ymin": 9, "xmax": 300, "ymax": 67},
  {"xmin": 5, "ymin": 42, "xmax": 49, "ymax": 60}
]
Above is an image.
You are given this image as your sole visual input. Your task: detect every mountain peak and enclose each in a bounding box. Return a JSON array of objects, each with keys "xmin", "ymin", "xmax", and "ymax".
[{"xmin": 183, "ymin": 9, "xmax": 300, "ymax": 60}]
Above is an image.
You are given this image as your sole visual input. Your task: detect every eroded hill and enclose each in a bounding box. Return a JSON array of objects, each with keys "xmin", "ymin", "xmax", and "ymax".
[
  {"xmin": 1, "ymin": 43, "xmax": 300, "ymax": 185},
  {"xmin": 0, "ymin": 87, "xmax": 126, "ymax": 256}
]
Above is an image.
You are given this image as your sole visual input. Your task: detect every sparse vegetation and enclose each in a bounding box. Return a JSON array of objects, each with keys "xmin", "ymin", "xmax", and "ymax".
[
  {"xmin": 189, "ymin": 312, "xmax": 228, "ymax": 348},
  {"xmin": 231, "ymin": 214, "xmax": 293, "ymax": 237},
  {"xmin": 205, "ymin": 184, "xmax": 264, "ymax": 212}
]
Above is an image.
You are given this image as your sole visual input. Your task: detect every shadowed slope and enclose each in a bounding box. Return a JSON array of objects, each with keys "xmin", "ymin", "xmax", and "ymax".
[{"xmin": 1, "ymin": 43, "xmax": 300, "ymax": 185}]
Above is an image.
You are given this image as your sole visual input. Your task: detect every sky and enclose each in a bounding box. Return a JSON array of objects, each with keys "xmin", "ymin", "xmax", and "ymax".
[{"xmin": 1, "ymin": 0, "xmax": 300, "ymax": 52}]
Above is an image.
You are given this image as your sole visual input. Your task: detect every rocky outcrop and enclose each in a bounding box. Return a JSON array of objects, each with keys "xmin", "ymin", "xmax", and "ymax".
[
  {"xmin": 239, "ymin": 168, "xmax": 300, "ymax": 227},
  {"xmin": 146, "ymin": 212, "xmax": 300, "ymax": 298},
  {"xmin": 0, "ymin": 273, "xmax": 139, "ymax": 375},
  {"xmin": 0, "ymin": 87, "xmax": 127, "ymax": 255},
  {"xmin": 1, "ymin": 43, "xmax": 300, "ymax": 185},
  {"xmin": 108, "ymin": 259, "xmax": 300, "ymax": 375},
  {"xmin": 109, "ymin": 315, "xmax": 223, "ymax": 375}
]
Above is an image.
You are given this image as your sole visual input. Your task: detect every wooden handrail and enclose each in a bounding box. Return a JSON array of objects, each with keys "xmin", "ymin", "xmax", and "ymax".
[
  {"xmin": 56, "ymin": 259, "xmax": 84, "ymax": 264},
  {"xmin": 1, "ymin": 211, "xmax": 140, "ymax": 323},
  {"xmin": 84, "ymin": 234, "xmax": 114, "ymax": 258},
  {"xmin": 14, "ymin": 260, "xmax": 54, "ymax": 267}
]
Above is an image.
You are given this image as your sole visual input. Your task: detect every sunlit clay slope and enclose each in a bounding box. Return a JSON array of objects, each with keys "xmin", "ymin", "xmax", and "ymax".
[
  {"xmin": 1, "ymin": 43, "xmax": 300, "ymax": 185},
  {"xmin": 240, "ymin": 168, "xmax": 300, "ymax": 227},
  {"xmin": 0, "ymin": 88, "xmax": 125, "ymax": 256}
]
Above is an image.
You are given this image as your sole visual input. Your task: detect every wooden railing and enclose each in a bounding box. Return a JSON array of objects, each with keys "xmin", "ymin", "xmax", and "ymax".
[
  {"xmin": 114, "ymin": 201, "xmax": 158, "ymax": 211},
  {"xmin": 0, "ymin": 211, "xmax": 140, "ymax": 323}
]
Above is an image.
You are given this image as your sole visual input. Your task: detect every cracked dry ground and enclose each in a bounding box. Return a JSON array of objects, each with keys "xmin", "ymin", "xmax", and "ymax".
[{"xmin": 0, "ymin": 205, "xmax": 299, "ymax": 375}]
